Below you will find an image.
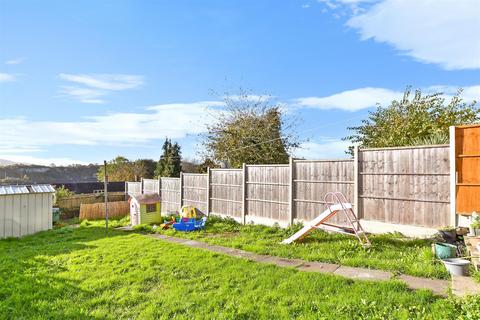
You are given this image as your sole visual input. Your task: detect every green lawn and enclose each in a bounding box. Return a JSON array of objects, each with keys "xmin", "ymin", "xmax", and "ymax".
[
  {"xmin": 2, "ymin": 224, "xmax": 478, "ymax": 319},
  {"xmin": 153, "ymin": 216, "xmax": 449, "ymax": 279}
]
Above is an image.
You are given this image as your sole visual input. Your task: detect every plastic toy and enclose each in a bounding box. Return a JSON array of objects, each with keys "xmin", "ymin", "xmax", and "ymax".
[
  {"xmin": 160, "ymin": 216, "xmax": 176, "ymax": 229},
  {"xmin": 180, "ymin": 205, "xmax": 197, "ymax": 218},
  {"xmin": 173, "ymin": 217, "xmax": 207, "ymax": 232}
]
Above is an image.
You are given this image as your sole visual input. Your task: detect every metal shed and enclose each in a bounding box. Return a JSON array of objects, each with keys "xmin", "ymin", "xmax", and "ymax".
[{"xmin": 0, "ymin": 184, "xmax": 55, "ymax": 239}]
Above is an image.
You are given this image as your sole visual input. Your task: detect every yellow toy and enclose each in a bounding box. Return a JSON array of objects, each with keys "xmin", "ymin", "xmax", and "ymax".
[{"xmin": 180, "ymin": 205, "xmax": 197, "ymax": 218}]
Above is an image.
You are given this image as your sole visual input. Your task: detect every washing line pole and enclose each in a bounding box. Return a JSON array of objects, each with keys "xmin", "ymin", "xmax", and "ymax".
[{"xmin": 104, "ymin": 160, "xmax": 109, "ymax": 234}]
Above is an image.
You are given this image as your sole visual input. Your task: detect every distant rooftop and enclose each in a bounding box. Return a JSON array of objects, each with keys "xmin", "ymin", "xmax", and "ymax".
[{"xmin": 0, "ymin": 184, "xmax": 55, "ymax": 195}]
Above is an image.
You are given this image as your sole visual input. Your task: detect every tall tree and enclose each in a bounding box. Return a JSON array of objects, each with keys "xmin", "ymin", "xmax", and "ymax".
[
  {"xmin": 201, "ymin": 90, "xmax": 300, "ymax": 168},
  {"xmin": 344, "ymin": 87, "xmax": 479, "ymax": 153},
  {"xmin": 97, "ymin": 157, "xmax": 157, "ymax": 181},
  {"xmin": 197, "ymin": 158, "xmax": 218, "ymax": 173},
  {"xmin": 133, "ymin": 159, "xmax": 156, "ymax": 179},
  {"xmin": 155, "ymin": 138, "xmax": 182, "ymax": 177},
  {"xmin": 97, "ymin": 156, "xmax": 136, "ymax": 182}
]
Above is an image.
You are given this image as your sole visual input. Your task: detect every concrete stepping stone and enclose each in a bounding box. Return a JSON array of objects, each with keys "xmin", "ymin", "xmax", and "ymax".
[
  {"xmin": 161, "ymin": 236, "xmax": 188, "ymax": 244},
  {"xmin": 228, "ymin": 249, "xmax": 270, "ymax": 262},
  {"xmin": 297, "ymin": 261, "xmax": 340, "ymax": 274},
  {"xmin": 334, "ymin": 266, "xmax": 392, "ymax": 281},
  {"xmin": 183, "ymin": 240, "xmax": 210, "ymax": 248},
  {"xmin": 452, "ymin": 276, "xmax": 480, "ymax": 297},
  {"xmin": 261, "ymin": 256, "xmax": 305, "ymax": 268},
  {"xmin": 116, "ymin": 226, "xmax": 134, "ymax": 231},
  {"xmin": 399, "ymin": 275, "xmax": 449, "ymax": 296},
  {"xmin": 203, "ymin": 244, "xmax": 237, "ymax": 254},
  {"xmin": 150, "ymin": 234, "xmax": 169, "ymax": 240}
]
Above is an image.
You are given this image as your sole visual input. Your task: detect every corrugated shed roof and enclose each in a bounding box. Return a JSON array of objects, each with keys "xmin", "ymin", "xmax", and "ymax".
[
  {"xmin": 0, "ymin": 185, "xmax": 29, "ymax": 195},
  {"xmin": 30, "ymin": 185, "xmax": 56, "ymax": 193},
  {"xmin": 0, "ymin": 184, "xmax": 55, "ymax": 195}
]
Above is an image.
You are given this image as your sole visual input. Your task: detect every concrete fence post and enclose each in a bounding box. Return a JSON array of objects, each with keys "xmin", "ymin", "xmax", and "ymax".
[
  {"xmin": 288, "ymin": 157, "xmax": 295, "ymax": 226},
  {"xmin": 242, "ymin": 163, "xmax": 247, "ymax": 225},
  {"xmin": 449, "ymin": 126, "xmax": 457, "ymax": 227},
  {"xmin": 157, "ymin": 176, "xmax": 161, "ymax": 195},
  {"xmin": 354, "ymin": 145, "xmax": 360, "ymax": 218},
  {"xmin": 206, "ymin": 167, "xmax": 211, "ymax": 215},
  {"xmin": 179, "ymin": 172, "xmax": 184, "ymax": 209}
]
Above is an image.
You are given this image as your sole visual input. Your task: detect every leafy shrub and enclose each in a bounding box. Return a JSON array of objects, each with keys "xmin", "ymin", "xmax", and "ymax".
[
  {"xmin": 54, "ymin": 185, "xmax": 74, "ymax": 206},
  {"xmin": 80, "ymin": 219, "xmax": 92, "ymax": 227},
  {"xmin": 80, "ymin": 216, "xmax": 130, "ymax": 228},
  {"xmin": 133, "ymin": 224, "xmax": 155, "ymax": 233}
]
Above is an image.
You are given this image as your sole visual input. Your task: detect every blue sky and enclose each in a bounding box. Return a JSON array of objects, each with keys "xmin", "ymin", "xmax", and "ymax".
[{"xmin": 0, "ymin": 0, "xmax": 479, "ymax": 165}]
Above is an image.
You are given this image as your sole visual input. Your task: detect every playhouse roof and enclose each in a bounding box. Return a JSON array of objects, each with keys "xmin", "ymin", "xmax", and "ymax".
[{"xmin": 131, "ymin": 193, "xmax": 161, "ymax": 204}]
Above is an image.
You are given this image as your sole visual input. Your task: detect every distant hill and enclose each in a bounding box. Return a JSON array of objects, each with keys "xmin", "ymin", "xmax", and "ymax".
[
  {"xmin": 0, "ymin": 159, "xmax": 20, "ymax": 166},
  {"xmin": 0, "ymin": 159, "xmax": 203, "ymax": 185},
  {"xmin": 0, "ymin": 164, "xmax": 100, "ymax": 184}
]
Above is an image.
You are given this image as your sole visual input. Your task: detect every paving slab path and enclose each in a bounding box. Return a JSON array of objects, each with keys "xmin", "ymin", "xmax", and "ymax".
[{"xmin": 138, "ymin": 232, "xmax": 479, "ymax": 297}]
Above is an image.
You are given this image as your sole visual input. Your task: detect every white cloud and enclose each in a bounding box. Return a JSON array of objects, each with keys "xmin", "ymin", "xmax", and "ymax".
[
  {"xmin": 462, "ymin": 86, "xmax": 480, "ymax": 103},
  {"xmin": 0, "ymin": 101, "xmax": 222, "ymax": 159},
  {"xmin": 424, "ymin": 85, "xmax": 480, "ymax": 103},
  {"xmin": 347, "ymin": 0, "xmax": 480, "ymax": 70},
  {"xmin": 296, "ymin": 140, "xmax": 351, "ymax": 159},
  {"xmin": 294, "ymin": 87, "xmax": 402, "ymax": 111},
  {"xmin": 5, "ymin": 57, "xmax": 25, "ymax": 65},
  {"xmin": 294, "ymin": 85, "xmax": 480, "ymax": 111},
  {"xmin": 0, "ymin": 155, "xmax": 88, "ymax": 166},
  {"xmin": 58, "ymin": 73, "xmax": 144, "ymax": 103},
  {"xmin": 59, "ymin": 73, "xmax": 144, "ymax": 91},
  {"xmin": 319, "ymin": 0, "xmax": 376, "ymax": 3},
  {"xmin": 59, "ymin": 86, "xmax": 107, "ymax": 104},
  {"xmin": 0, "ymin": 73, "xmax": 15, "ymax": 82}
]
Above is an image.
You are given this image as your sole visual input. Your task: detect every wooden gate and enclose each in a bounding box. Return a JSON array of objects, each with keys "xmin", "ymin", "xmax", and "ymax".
[{"xmin": 455, "ymin": 124, "xmax": 480, "ymax": 214}]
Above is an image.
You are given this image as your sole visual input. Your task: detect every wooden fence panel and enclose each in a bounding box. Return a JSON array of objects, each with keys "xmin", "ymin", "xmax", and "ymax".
[
  {"xmin": 182, "ymin": 173, "xmax": 208, "ymax": 214},
  {"xmin": 293, "ymin": 159, "xmax": 354, "ymax": 224},
  {"xmin": 79, "ymin": 201, "xmax": 129, "ymax": 220},
  {"xmin": 126, "ymin": 182, "xmax": 142, "ymax": 196},
  {"xmin": 210, "ymin": 169, "xmax": 243, "ymax": 218},
  {"xmin": 246, "ymin": 165, "xmax": 290, "ymax": 223},
  {"xmin": 57, "ymin": 192, "xmax": 125, "ymax": 210},
  {"xmin": 143, "ymin": 179, "xmax": 159, "ymax": 194},
  {"xmin": 160, "ymin": 178, "xmax": 180, "ymax": 214},
  {"xmin": 359, "ymin": 145, "xmax": 450, "ymax": 228}
]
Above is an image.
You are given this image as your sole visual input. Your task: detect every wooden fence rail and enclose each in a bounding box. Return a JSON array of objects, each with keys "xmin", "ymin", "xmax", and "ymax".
[
  {"xmin": 79, "ymin": 201, "xmax": 130, "ymax": 220},
  {"xmin": 126, "ymin": 145, "xmax": 451, "ymax": 230},
  {"xmin": 57, "ymin": 192, "xmax": 126, "ymax": 210}
]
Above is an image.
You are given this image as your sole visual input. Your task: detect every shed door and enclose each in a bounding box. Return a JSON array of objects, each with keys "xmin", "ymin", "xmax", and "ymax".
[{"xmin": 456, "ymin": 125, "xmax": 480, "ymax": 214}]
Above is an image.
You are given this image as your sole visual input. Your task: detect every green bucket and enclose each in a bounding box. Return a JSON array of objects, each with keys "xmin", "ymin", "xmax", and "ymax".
[
  {"xmin": 52, "ymin": 208, "xmax": 61, "ymax": 224},
  {"xmin": 435, "ymin": 242, "xmax": 456, "ymax": 259}
]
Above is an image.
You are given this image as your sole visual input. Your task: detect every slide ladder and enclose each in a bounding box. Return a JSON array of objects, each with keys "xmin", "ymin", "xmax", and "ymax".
[{"xmin": 282, "ymin": 192, "xmax": 371, "ymax": 248}]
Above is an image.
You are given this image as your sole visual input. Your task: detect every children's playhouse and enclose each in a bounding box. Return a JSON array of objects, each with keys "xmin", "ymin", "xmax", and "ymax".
[{"xmin": 129, "ymin": 193, "xmax": 162, "ymax": 226}]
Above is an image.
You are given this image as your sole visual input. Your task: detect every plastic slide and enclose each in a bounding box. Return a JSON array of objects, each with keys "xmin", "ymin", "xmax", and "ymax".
[{"xmin": 282, "ymin": 203, "xmax": 352, "ymax": 244}]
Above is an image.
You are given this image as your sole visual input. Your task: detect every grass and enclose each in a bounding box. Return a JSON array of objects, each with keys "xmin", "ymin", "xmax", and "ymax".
[
  {"xmin": 152, "ymin": 216, "xmax": 449, "ymax": 279},
  {"xmin": 2, "ymin": 223, "xmax": 479, "ymax": 319}
]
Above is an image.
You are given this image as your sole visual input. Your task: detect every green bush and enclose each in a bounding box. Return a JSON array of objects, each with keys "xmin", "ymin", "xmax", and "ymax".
[
  {"xmin": 54, "ymin": 185, "xmax": 74, "ymax": 206},
  {"xmin": 80, "ymin": 216, "xmax": 130, "ymax": 228},
  {"xmin": 133, "ymin": 224, "xmax": 155, "ymax": 233}
]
